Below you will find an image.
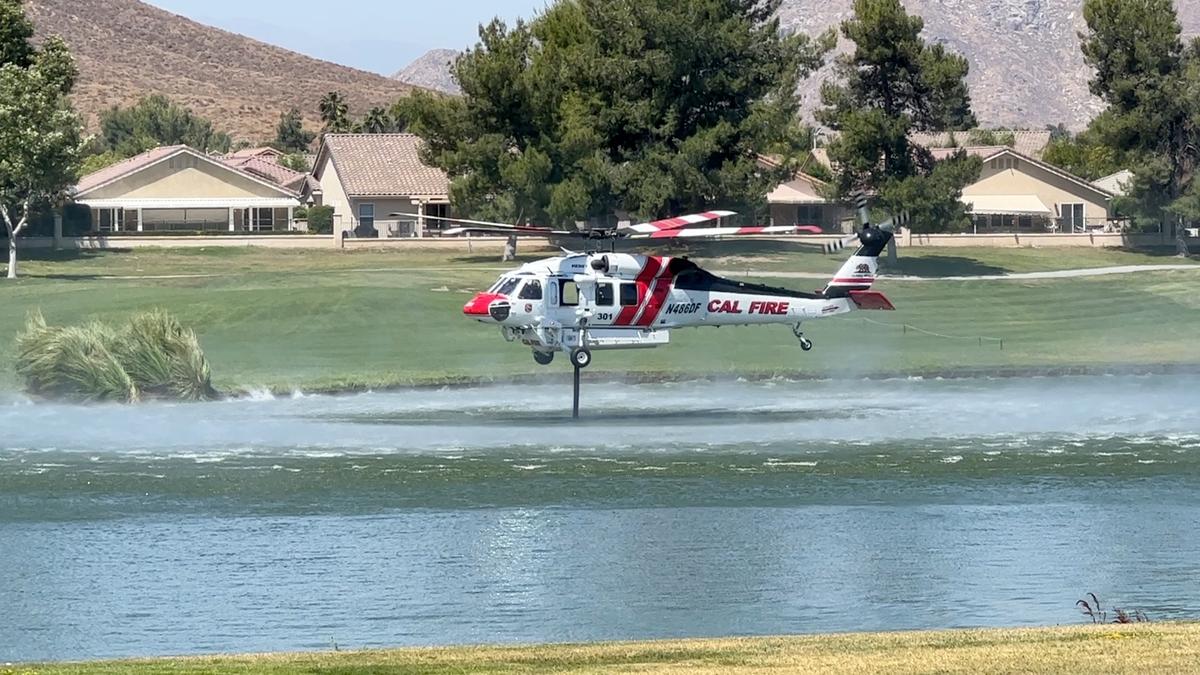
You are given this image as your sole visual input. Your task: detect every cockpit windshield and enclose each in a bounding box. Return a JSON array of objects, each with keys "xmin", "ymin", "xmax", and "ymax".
[{"xmin": 493, "ymin": 277, "xmax": 521, "ymax": 296}]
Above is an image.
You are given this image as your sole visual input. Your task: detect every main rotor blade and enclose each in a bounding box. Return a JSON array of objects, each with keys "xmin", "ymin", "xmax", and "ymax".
[
  {"xmin": 627, "ymin": 225, "xmax": 822, "ymax": 239},
  {"xmin": 622, "ymin": 210, "xmax": 738, "ymax": 234},
  {"xmin": 399, "ymin": 213, "xmax": 577, "ymax": 236}
]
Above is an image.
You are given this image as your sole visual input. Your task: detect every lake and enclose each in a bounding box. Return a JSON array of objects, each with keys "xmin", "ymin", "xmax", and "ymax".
[{"xmin": 2, "ymin": 374, "xmax": 1199, "ymax": 662}]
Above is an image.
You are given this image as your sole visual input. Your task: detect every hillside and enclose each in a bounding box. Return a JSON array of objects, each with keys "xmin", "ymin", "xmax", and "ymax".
[
  {"xmin": 391, "ymin": 1, "xmax": 1200, "ymax": 130},
  {"xmin": 393, "ymin": 49, "xmax": 461, "ymax": 95},
  {"xmin": 26, "ymin": 0, "xmax": 420, "ymax": 142}
]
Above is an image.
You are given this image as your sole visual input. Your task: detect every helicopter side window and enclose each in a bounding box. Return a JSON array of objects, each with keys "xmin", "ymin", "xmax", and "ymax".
[
  {"xmin": 619, "ymin": 282, "xmax": 639, "ymax": 306},
  {"xmin": 596, "ymin": 283, "xmax": 614, "ymax": 306},
  {"xmin": 518, "ymin": 279, "xmax": 543, "ymax": 300},
  {"xmin": 559, "ymin": 280, "xmax": 579, "ymax": 306},
  {"xmin": 495, "ymin": 278, "xmax": 521, "ymax": 296}
]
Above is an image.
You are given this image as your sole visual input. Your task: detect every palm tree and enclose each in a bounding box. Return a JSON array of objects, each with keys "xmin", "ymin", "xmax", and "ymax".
[
  {"xmin": 318, "ymin": 91, "xmax": 350, "ymax": 133},
  {"xmin": 363, "ymin": 107, "xmax": 392, "ymax": 134}
]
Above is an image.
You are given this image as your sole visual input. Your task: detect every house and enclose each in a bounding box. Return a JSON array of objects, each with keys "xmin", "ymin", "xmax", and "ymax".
[
  {"xmin": 310, "ymin": 133, "xmax": 451, "ymax": 238},
  {"xmin": 958, "ymin": 147, "xmax": 1115, "ymax": 232},
  {"xmin": 1093, "ymin": 169, "xmax": 1134, "ymax": 197},
  {"xmin": 800, "ymin": 145, "xmax": 1116, "ymax": 233},
  {"xmin": 910, "ymin": 130, "xmax": 1053, "ymax": 159},
  {"xmin": 73, "ymin": 146, "xmax": 303, "ymax": 233},
  {"xmin": 760, "ymin": 156, "xmax": 851, "ymax": 232}
]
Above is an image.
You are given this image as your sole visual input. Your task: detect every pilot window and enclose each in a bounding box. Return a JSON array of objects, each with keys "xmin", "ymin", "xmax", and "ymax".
[
  {"xmin": 495, "ymin": 278, "xmax": 521, "ymax": 296},
  {"xmin": 560, "ymin": 280, "xmax": 580, "ymax": 306},
  {"xmin": 518, "ymin": 279, "xmax": 543, "ymax": 300},
  {"xmin": 619, "ymin": 282, "xmax": 639, "ymax": 306},
  {"xmin": 596, "ymin": 283, "xmax": 614, "ymax": 306}
]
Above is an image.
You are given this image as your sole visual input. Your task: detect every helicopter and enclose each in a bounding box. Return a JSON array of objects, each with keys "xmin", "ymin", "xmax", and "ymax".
[{"xmin": 439, "ymin": 206, "xmax": 900, "ymax": 370}]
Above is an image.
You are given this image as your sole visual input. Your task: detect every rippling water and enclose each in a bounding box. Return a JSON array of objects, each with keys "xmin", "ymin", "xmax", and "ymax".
[{"xmin": 3, "ymin": 375, "xmax": 1199, "ymax": 661}]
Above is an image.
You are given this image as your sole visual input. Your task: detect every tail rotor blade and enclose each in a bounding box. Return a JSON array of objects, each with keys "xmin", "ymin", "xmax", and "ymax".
[{"xmin": 853, "ymin": 191, "xmax": 871, "ymax": 228}]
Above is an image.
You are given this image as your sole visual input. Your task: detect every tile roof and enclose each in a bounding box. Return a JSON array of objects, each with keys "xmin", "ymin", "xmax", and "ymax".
[
  {"xmin": 910, "ymin": 130, "xmax": 1053, "ymax": 158},
  {"xmin": 74, "ymin": 145, "xmax": 299, "ymax": 197},
  {"xmin": 74, "ymin": 145, "xmax": 187, "ymax": 194},
  {"xmin": 319, "ymin": 133, "xmax": 450, "ymax": 198},
  {"xmin": 228, "ymin": 146, "xmax": 285, "ymax": 159},
  {"xmin": 221, "ymin": 155, "xmax": 307, "ymax": 188}
]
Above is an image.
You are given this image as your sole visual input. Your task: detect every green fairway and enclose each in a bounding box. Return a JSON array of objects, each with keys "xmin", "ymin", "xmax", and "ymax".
[
  {"xmin": 12, "ymin": 623, "xmax": 1200, "ymax": 674},
  {"xmin": 1, "ymin": 246, "xmax": 1197, "ymax": 393}
]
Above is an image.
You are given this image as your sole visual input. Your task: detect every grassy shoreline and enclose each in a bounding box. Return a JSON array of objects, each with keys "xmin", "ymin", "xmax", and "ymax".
[
  {"xmin": 13, "ymin": 623, "xmax": 1200, "ymax": 674},
  {"xmin": 3, "ymin": 246, "xmax": 1198, "ymax": 395},
  {"xmin": 225, "ymin": 361, "xmax": 1200, "ymax": 398}
]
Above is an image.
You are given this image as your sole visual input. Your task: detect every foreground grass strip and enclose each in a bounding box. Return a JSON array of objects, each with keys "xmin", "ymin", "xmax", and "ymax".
[{"xmin": 15, "ymin": 623, "xmax": 1200, "ymax": 674}]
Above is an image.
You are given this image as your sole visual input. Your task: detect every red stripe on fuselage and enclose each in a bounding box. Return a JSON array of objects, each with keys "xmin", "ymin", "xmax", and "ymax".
[
  {"xmin": 615, "ymin": 256, "xmax": 663, "ymax": 326},
  {"xmin": 635, "ymin": 264, "xmax": 677, "ymax": 327}
]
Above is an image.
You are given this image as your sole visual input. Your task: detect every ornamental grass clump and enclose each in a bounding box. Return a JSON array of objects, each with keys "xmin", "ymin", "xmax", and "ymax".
[{"xmin": 14, "ymin": 310, "xmax": 219, "ymax": 403}]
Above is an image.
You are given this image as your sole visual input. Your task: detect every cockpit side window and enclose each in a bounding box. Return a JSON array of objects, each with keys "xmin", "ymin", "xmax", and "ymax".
[
  {"xmin": 596, "ymin": 283, "xmax": 614, "ymax": 306},
  {"xmin": 518, "ymin": 279, "xmax": 543, "ymax": 300},
  {"xmin": 496, "ymin": 278, "xmax": 521, "ymax": 296}
]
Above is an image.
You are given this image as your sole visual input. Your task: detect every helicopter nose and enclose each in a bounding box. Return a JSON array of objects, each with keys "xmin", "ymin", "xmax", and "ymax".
[{"xmin": 463, "ymin": 292, "xmax": 507, "ymax": 320}]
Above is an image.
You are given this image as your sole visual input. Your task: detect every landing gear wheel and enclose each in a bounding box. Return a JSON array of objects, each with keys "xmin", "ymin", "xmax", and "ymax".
[
  {"xmin": 570, "ymin": 348, "xmax": 592, "ymax": 369},
  {"xmin": 799, "ymin": 337, "xmax": 814, "ymax": 352},
  {"xmin": 533, "ymin": 350, "xmax": 554, "ymax": 366}
]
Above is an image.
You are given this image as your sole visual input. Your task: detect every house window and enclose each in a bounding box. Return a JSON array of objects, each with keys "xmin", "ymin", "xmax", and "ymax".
[
  {"xmin": 249, "ymin": 208, "xmax": 275, "ymax": 231},
  {"xmin": 98, "ymin": 208, "xmax": 125, "ymax": 232},
  {"xmin": 1059, "ymin": 203, "xmax": 1085, "ymax": 231},
  {"xmin": 358, "ymin": 203, "xmax": 375, "ymax": 229},
  {"xmin": 426, "ymin": 203, "xmax": 450, "ymax": 231},
  {"xmin": 559, "ymin": 280, "xmax": 579, "ymax": 306},
  {"xmin": 596, "ymin": 283, "xmax": 614, "ymax": 306},
  {"xmin": 795, "ymin": 204, "xmax": 822, "ymax": 225}
]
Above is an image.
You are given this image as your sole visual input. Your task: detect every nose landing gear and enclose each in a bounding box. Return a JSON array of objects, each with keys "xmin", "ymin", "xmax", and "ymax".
[
  {"xmin": 533, "ymin": 350, "xmax": 554, "ymax": 366},
  {"xmin": 792, "ymin": 323, "xmax": 814, "ymax": 351}
]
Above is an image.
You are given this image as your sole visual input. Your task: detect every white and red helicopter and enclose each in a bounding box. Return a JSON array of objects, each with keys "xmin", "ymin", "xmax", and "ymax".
[{"xmin": 437, "ymin": 207, "xmax": 900, "ymax": 370}]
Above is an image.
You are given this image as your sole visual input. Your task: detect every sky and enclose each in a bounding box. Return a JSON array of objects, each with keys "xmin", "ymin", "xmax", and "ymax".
[{"xmin": 144, "ymin": 0, "xmax": 546, "ymax": 75}]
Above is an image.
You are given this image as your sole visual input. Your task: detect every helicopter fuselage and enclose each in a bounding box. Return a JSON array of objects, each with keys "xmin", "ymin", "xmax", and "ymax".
[{"xmin": 463, "ymin": 252, "xmax": 891, "ymax": 364}]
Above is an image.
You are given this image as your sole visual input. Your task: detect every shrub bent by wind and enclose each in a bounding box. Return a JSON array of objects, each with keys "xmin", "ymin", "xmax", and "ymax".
[{"xmin": 15, "ymin": 310, "xmax": 219, "ymax": 402}]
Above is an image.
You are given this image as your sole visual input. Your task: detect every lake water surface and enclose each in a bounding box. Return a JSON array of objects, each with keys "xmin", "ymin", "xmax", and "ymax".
[{"xmin": 3, "ymin": 375, "xmax": 1199, "ymax": 661}]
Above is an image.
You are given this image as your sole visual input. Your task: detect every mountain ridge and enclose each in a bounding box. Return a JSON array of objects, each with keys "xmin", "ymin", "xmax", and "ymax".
[
  {"xmin": 391, "ymin": 0, "xmax": 1200, "ymax": 130},
  {"xmin": 26, "ymin": 0, "xmax": 421, "ymax": 142}
]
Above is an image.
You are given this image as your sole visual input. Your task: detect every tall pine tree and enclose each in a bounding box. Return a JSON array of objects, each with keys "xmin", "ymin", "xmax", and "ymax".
[
  {"xmin": 1080, "ymin": 0, "xmax": 1197, "ymax": 233},
  {"xmin": 818, "ymin": 0, "xmax": 980, "ymax": 233},
  {"xmin": 409, "ymin": 0, "xmax": 832, "ymax": 226}
]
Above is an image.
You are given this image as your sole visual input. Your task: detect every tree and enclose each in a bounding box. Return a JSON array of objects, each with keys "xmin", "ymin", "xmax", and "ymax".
[
  {"xmin": 0, "ymin": 0, "xmax": 35, "ymax": 70},
  {"xmin": 1, "ymin": 36, "xmax": 83, "ymax": 279},
  {"xmin": 1042, "ymin": 127, "xmax": 1121, "ymax": 181},
  {"xmin": 279, "ymin": 153, "xmax": 311, "ymax": 172},
  {"xmin": 818, "ymin": 0, "xmax": 981, "ymax": 233},
  {"xmin": 319, "ymin": 91, "xmax": 351, "ymax": 133},
  {"xmin": 358, "ymin": 106, "xmax": 393, "ymax": 134},
  {"xmin": 98, "ymin": 95, "xmax": 232, "ymax": 158},
  {"xmin": 1079, "ymin": 0, "xmax": 1197, "ymax": 231},
  {"xmin": 408, "ymin": 0, "xmax": 832, "ymax": 226},
  {"xmin": 275, "ymin": 107, "xmax": 316, "ymax": 152}
]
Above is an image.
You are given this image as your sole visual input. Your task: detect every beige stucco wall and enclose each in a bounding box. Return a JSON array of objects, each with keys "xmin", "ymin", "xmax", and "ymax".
[
  {"xmin": 964, "ymin": 157, "xmax": 1111, "ymax": 221},
  {"xmin": 85, "ymin": 158, "xmax": 291, "ymax": 200},
  {"xmin": 317, "ymin": 155, "xmax": 353, "ymax": 237}
]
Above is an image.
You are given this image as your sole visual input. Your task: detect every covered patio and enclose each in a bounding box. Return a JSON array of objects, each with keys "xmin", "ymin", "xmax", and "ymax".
[
  {"xmin": 962, "ymin": 194, "xmax": 1055, "ymax": 233},
  {"xmin": 78, "ymin": 199, "xmax": 298, "ymax": 233},
  {"xmin": 72, "ymin": 145, "xmax": 302, "ymax": 235}
]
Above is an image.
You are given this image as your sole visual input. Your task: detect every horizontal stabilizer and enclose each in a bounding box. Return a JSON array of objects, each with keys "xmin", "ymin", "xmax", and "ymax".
[{"xmin": 848, "ymin": 290, "xmax": 895, "ymax": 310}]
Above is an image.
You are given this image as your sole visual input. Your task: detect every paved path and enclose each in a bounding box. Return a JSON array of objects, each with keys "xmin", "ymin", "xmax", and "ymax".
[{"xmin": 717, "ymin": 263, "xmax": 1198, "ymax": 282}]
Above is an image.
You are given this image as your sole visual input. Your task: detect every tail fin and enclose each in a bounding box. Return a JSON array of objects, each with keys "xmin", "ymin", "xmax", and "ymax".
[{"xmin": 823, "ymin": 226, "xmax": 893, "ymax": 297}]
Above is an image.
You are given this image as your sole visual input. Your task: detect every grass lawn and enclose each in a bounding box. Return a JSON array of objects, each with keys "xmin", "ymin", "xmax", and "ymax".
[
  {"xmin": 1, "ymin": 246, "xmax": 1197, "ymax": 393},
  {"xmin": 12, "ymin": 623, "xmax": 1200, "ymax": 674}
]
